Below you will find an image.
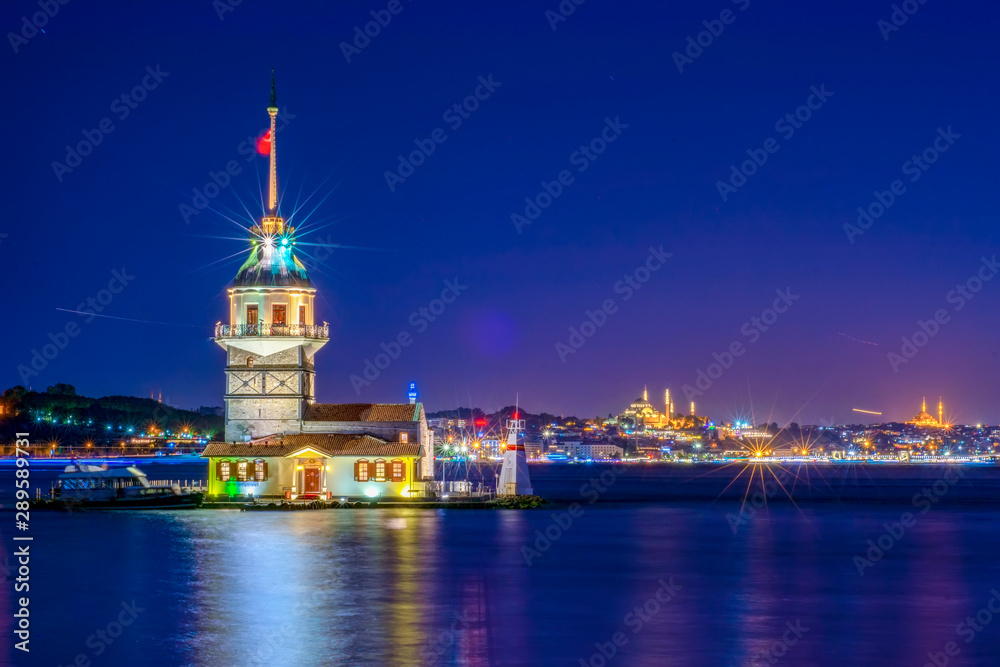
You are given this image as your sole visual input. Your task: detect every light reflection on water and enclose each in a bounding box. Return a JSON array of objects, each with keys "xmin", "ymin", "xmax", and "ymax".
[{"xmin": 6, "ymin": 505, "xmax": 1000, "ymax": 666}]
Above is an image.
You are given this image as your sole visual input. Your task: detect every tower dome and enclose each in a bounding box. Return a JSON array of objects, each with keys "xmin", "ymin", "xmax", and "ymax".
[{"xmin": 233, "ymin": 238, "xmax": 312, "ymax": 287}]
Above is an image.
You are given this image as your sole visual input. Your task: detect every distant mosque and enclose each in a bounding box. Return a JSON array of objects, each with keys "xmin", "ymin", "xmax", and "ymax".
[
  {"xmin": 906, "ymin": 397, "xmax": 945, "ymax": 428},
  {"xmin": 618, "ymin": 386, "xmax": 689, "ymax": 430}
]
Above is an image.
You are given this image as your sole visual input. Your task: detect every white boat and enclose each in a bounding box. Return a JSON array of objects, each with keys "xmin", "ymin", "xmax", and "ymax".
[{"xmin": 40, "ymin": 462, "xmax": 203, "ymax": 510}]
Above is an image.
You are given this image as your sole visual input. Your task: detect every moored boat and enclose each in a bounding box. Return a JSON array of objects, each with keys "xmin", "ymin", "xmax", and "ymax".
[{"xmin": 35, "ymin": 462, "xmax": 203, "ymax": 510}]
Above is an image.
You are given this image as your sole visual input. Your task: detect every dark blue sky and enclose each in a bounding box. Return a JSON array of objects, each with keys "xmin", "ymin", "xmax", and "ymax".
[{"xmin": 6, "ymin": 0, "xmax": 1000, "ymax": 424}]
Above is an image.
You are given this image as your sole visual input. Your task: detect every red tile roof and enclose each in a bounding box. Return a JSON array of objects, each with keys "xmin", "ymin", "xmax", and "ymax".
[
  {"xmin": 304, "ymin": 403, "xmax": 420, "ymax": 422},
  {"xmin": 202, "ymin": 433, "xmax": 419, "ymax": 458}
]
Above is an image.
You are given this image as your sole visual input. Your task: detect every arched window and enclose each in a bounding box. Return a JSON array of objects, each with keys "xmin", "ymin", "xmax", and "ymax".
[
  {"xmin": 355, "ymin": 459, "xmax": 369, "ymax": 482},
  {"xmin": 390, "ymin": 459, "xmax": 405, "ymax": 482},
  {"xmin": 374, "ymin": 459, "xmax": 387, "ymax": 481},
  {"xmin": 246, "ymin": 357, "xmax": 254, "ymax": 368}
]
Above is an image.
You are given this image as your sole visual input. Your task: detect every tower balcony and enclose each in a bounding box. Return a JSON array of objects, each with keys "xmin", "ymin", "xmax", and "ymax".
[{"xmin": 215, "ymin": 322, "xmax": 329, "ymax": 340}]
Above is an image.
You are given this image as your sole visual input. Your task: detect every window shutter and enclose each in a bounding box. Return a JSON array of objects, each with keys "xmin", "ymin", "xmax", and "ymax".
[
  {"xmin": 261, "ymin": 460, "xmax": 268, "ymax": 481},
  {"xmin": 216, "ymin": 460, "xmax": 223, "ymax": 481},
  {"xmin": 354, "ymin": 460, "xmax": 360, "ymax": 481},
  {"xmin": 368, "ymin": 460, "xmax": 376, "ymax": 480}
]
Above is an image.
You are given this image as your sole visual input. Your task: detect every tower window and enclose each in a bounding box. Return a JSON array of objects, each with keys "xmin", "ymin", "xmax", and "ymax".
[
  {"xmin": 246, "ymin": 305, "xmax": 258, "ymax": 326},
  {"xmin": 246, "ymin": 357, "xmax": 254, "ymax": 368},
  {"xmin": 272, "ymin": 304, "xmax": 286, "ymax": 325},
  {"xmin": 299, "ymin": 304, "xmax": 306, "ymax": 324},
  {"xmin": 399, "ymin": 433, "xmax": 408, "ymax": 443}
]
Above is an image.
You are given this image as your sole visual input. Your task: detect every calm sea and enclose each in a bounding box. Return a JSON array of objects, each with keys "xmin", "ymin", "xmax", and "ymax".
[{"xmin": 2, "ymin": 459, "xmax": 1000, "ymax": 666}]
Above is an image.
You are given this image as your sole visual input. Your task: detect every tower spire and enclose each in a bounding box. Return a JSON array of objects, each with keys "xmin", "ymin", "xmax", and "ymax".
[
  {"xmin": 922, "ymin": 397, "xmax": 926, "ymax": 413},
  {"xmin": 266, "ymin": 68, "xmax": 279, "ymax": 221}
]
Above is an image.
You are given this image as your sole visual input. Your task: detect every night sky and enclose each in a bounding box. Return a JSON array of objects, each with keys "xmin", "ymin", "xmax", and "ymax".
[{"xmin": 6, "ymin": 0, "xmax": 1000, "ymax": 425}]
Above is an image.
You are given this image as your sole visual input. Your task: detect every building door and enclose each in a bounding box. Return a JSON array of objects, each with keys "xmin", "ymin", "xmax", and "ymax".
[{"xmin": 304, "ymin": 468, "xmax": 320, "ymax": 493}]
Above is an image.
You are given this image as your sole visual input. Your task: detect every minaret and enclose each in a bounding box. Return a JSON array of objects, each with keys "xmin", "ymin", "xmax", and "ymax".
[
  {"xmin": 497, "ymin": 402, "xmax": 533, "ymax": 496},
  {"xmin": 643, "ymin": 385, "xmax": 648, "ymax": 402},
  {"xmin": 664, "ymin": 388, "xmax": 670, "ymax": 418},
  {"xmin": 938, "ymin": 398, "xmax": 943, "ymax": 425},
  {"xmin": 922, "ymin": 397, "xmax": 927, "ymax": 414},
  {"xmin": 214, "ymin": 71, "xmax": 328, "ymax": 442}
]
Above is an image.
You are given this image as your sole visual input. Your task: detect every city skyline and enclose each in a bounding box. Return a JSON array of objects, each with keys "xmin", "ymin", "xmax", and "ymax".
[{"xmin": 7, "ymin": 0, "xmax": 1000, "ymax": 425}]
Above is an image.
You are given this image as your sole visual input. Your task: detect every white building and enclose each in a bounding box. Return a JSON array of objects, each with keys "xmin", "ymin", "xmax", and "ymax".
[{"xmin": 566, "ymin": 442, "xmax": 624, "ymax": 460}]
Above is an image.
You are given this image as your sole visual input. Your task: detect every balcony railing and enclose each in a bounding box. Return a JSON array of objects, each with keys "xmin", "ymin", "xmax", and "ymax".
[{"xmin": 215, "ymin": 322, "xmax": 329, "ymax": 339}]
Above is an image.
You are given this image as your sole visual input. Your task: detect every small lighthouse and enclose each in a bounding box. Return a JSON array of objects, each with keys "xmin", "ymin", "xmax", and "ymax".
[{"xmin": 497, "ymin": 408, "xmax": 533, "ymax": 496}]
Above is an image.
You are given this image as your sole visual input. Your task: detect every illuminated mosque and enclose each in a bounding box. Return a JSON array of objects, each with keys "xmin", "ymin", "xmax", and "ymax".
[
  {"xmin": 906, "ymin": 397, "xmax": 945, "ymax": 428},
  {"xmin": 618, "ymin": 387, "xmax": 679, "ymax": 430},
  {"xmin": 201, "ymin": 73, "xmax": 434, "ymax": 500}
]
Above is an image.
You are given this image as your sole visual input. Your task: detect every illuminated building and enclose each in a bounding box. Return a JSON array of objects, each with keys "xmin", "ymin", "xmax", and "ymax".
[
  {"xmin": 906, "ymin": 397, "xmax": 946, "ymax": 428},
  {"xmin": 618, "ymin": 386, "xmax": 673, "ymax": 430},
  {"xmin": 565, "ymin": 442, "xmax": 625, "ymax": 459},
  {"xmin": 203, "ymin": 73, "xmax": 434, "ymax": 499}
]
